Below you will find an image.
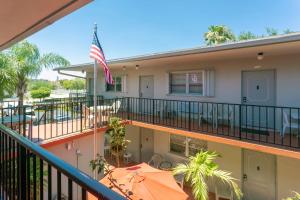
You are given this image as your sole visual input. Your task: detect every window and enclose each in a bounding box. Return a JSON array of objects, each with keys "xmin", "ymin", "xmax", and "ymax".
[
  {"xmin": 170, "ymin": 134, "xmax": 207, "ymax": 157},
  {"xmin": 106, "ymin": 76, "xmax": 122, "ymax": 92},
  {"xmin": 169, "ymin": 71, "xmax": 204, "ymax": 95}
]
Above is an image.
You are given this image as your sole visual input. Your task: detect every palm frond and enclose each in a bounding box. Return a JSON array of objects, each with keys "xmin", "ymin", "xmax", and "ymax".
[
  {"xmin": 212, "ymin": 170, "xmax": 242, "ymax": 199},
  {"xmin": 39, "ymin": 53, "xmax": 70, "ymax": 69}
]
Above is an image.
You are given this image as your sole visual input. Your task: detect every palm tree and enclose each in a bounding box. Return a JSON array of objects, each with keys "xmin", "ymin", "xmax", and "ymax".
[
  {"xmin": 238, "ymin": 31, "xmax": 257, "ymax": 41},
  {"xmin": 5, "ymin": 41, "xmax": 69, "ymax": 105},
  {"xmin": 204, "ymin": 25, "xmax": 235, "ymax": 45},
  {"xmin": 173, "ymin": 151, "xmax": 242, "ymax": 200},
  {"xmin": 266, "ymin": 27, "xmax": 278, "ymax": 36},
  {"xmin": 0, "ymin": 53, "xmax": 15, "ymax": 99}
]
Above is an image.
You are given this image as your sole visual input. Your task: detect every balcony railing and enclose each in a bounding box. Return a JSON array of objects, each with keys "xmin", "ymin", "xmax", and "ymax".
[
  {"xmin": 1, "ymin": 97, "xmax": 300, "ymax": 151},
  {"xmin": 113, "ymin": 97, "xmax": 300, "ymax": 151},
  {"xmin": 0, "ymin": 96, "xmax": 104, "ymax": 142},
  {"xmin": 0, "ymin": 123, "xmax": 124, "ymax": 199}
]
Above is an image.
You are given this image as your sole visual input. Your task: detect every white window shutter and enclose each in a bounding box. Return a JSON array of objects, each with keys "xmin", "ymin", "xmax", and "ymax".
[
  {"xmin": 205, "ymin": 70, "xmax": 215, "ymax": 97},
  {"xmin": 166, "ymin": 72, "xmax": 170, "ymax": 94},
  {"xmin": 122, "ymin": 75, "xmax": 127, "ymax": 93}
]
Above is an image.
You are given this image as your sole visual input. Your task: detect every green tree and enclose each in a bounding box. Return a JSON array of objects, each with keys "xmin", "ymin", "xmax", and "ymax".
[
  {"xmin": 0, "ymin": 53, "xmax": 15, "ymax": 99},
  {"xmin": 4, "ymin": 41, "xmax": 69, "ymax": 105},
  {"xmin": 30, "ymin": 87, "xmax": 51, "ymax": 99},
  {"xmin": 283, "ymin": 29, "xmax": 295, "ymax": 34},
  {"xmin": 204, "ymin": 25, "xmax": 235, "ymax": 45},
  {"xmin": 60, "ymin": 79, "xmax": 85, "ymax": 90},
  {"xmin": 266, "ymin": 27, "xmax": 278, "ymax": 36},
  {"xmin": 238, "ymin": 31, "xmax": 257, "ymax": 41},
  {"xmin": 71, "ymin": 78, "xmax": 85, "ymax": 90},
  {"xmin": 173, "ymin": 151, "xmax": 242, "ymax": 200},
  {"xmin": 106, "ymin": 117, "xmax": 130, "ymax": 167},
  {"xmin": 29, "ymin": 79, "xmax": 56, "ymax": 91}
]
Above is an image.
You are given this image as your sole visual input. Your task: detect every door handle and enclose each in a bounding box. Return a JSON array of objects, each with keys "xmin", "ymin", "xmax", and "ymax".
[
  {"xmin": 242, "ymin": 97, "xmax": 247, "ymax": 103},
  {"xmin": 243, "ymin": 174, "xmax": 247, "ymax": 181}
]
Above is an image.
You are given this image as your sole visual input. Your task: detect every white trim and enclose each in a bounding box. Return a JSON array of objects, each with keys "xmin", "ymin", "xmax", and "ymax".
[
  {"xmin": 105, "ymin": 75, "xmax": 125, "ymax": 93},
  {"xmin": 168, "ymin": 70, "xmax": 205, "ymax": 96}
]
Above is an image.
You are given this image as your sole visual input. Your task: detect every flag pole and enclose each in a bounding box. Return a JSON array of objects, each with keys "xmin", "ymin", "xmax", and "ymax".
[{"xmin": 93, "ymin": 23, "xmax": 98, "ymax": 179}]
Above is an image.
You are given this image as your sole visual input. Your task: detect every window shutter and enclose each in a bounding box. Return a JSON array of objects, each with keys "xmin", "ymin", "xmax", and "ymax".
[
  {"xmin": 122, "ymin": 75, "xmax": 127, "ymax": 93},
  {"xmin": 205, "ymin": 70, "xmax": 215, "ymax": 97},
  {"xmin": 166, "ymin": 72, "xmax": 170, "ymax": 94}
]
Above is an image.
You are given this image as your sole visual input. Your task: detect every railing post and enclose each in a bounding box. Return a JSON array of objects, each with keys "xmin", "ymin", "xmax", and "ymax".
[
  {"xmin": 188, "ymin": 101, "xmax": 191, "ymax": 131},
  {"xmin": 127, "ymin": 97, "xmax": 130, "ymax": 120},
  {"xmin": 19, "ymin": 145, "xmax": 27, "ymax": 200},
  {"xmin": 239, "ymin": 105, "xmax": 242, "ymax": 140},
  {"xmin": 23, "ymin": 106, "xmax": 26, "ymax": 137},
  {"xmin": 44, "ymin": 106, "xmax": 47, "ymax": 125},
  {"xmin": 152, "ymin": 99, "xmax": 155, "ymax": 124},
  {"xmin": 80, "ymin": 102, "xmax": 83, "ymax": 132}
]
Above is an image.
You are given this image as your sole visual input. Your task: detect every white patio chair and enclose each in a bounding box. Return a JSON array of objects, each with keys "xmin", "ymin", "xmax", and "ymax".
[
  {"xmin": 198, "ymin": 103, "xmax": 214, "ymax": 127},
  {"xmin": 215, "ymin": 182, "xmax": 233, "ymax": 200},
  {"xmin": 174, "ymin": 173, "xmax": 184, "ymax": 189},
  {"xmin": 281, "ymin": 110, "xmax": 299, "ymax": 137},
  {"xmin": 214, "ymin": 105, "xmax": 234, "ymax": 130},
  {"xmin": 110, "ymin": 100, "xmax": 121, "ymax": 114},
  {"xmin": 82, "ymin": 105, "xmax": 95, "ymax": 125},
  {"xmin": 148, "ymin": 154, "xmax": 163, "ymax": 168}
]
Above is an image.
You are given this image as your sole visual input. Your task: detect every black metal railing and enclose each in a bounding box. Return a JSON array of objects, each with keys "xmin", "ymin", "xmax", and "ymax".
[
  {"xmin": 0, "ymin": 124, "xmax": 124, "ymax": 200},
  {"xmin": 2, "ymin": 96, "xmax": 300, "ymax": 150},
  {"xmin": 113, "ymin": 97, "xmax": 300, "ymax": 150},
  {"xmin": 0, "ymin": 96, "xmax": 106, "ymax": 143}
]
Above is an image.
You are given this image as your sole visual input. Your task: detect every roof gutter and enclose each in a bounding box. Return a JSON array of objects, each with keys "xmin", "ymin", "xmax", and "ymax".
[{"xmin": 58, "ymin": 70, "xmax": 86, "ymax": 79}]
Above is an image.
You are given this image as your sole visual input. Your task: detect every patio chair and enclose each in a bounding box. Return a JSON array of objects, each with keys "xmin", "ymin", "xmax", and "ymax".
[
  {"xmin": 174, "ymin": 173, "xmax": 184, "ymax": 189},
  {"xmin": 82, "ymin": 105, "xmax": 95, "ymax": 125},
  {"xmin": 198, "ymin": 103, "xmax": 214, "ymax": 127},
  {"xmin": 215, "ymin": 182, "xmax": 233, "ymax": 200},
  {"xmin": 148, "ymin": 154, "xmax": 163, "ymax": 168},
  {"xmin": 110, "ymin": 100, "xmax": 121, "ymax": 114},
  {"xmin": 281, "ymin": 110, "xmax": 299, "ymax": 137},
  {"xmin": 199, "ymin": 104, "xmax": 234, "ymax": 131},
  {"xmin": 214, "ymin": 105, "xmax": 234, "ymax": 130}
]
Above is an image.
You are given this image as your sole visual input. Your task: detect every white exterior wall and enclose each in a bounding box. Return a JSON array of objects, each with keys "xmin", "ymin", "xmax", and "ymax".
[
  {"xmin": 44, "ymin": 132, "xmax": 104, "ymax": 199},
  {"xmin": 88, "ymin": 54, "xmax": 300, "ymax": 107},
  {"xmin": 124, "ymin": 125, "xmax": 300, "ymax": 199}
]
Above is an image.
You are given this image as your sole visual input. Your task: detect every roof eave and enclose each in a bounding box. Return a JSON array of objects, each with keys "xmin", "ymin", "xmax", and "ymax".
[{"xmin": 54, "ymin": 32, "xmax": 300, "ymax": 71}]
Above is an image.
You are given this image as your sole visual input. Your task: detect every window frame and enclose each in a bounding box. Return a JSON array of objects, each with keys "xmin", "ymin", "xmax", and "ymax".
[
  {"xmin": 169, "ymin": 70, "xmax": 205, "ymax": 96},
  {"xmin": 169, "ymin": 134, "xmax": 207, "ymax": 157},
  {"xmin": 106, "ymin": 76, "xmax": 123, "ymax": 93}
]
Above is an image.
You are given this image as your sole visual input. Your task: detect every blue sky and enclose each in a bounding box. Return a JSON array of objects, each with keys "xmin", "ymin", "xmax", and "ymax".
[{"xmin": 27, "ymin": 0, "xmax": 300, "ymax": 80}]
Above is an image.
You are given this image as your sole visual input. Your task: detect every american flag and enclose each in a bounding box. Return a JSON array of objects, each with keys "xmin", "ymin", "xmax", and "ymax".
[{"xmin": 90, "ymin": 31, "xmax": 114, "ymax": 84}]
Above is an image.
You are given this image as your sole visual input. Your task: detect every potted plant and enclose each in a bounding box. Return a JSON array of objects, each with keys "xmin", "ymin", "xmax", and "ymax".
[
  {"xmin": 106, "ymin": 117, "xmax": 130, "ymax": 167},
  {"xmin": 90, "ymin": 153, "xmax": 109, "ymax": 177},
  {"xmin": 173, "ymin": 150, "xmax": 242, "ymax": 200}
]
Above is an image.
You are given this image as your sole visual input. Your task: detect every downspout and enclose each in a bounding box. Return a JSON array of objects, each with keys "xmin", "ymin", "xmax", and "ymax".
[{"xmin": 57, "ymin": 70, "xmax": 86, "ymax": 79}]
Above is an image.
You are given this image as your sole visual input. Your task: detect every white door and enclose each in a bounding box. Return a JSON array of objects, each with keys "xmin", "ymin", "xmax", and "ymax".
[
  {"xmin": 139, "ymin": 76, "xmax": 154, "ymax": 114},
  {"xmin": 242, "ymin": 70, "xmax": 276, "ymax": 129},
  {"xmin": 140, "ymin": 128, "xmax": 154, "ymax": 162},
  {"xmin": 243, "ymin": 150, "xmax": 276, "ymax": 200}
]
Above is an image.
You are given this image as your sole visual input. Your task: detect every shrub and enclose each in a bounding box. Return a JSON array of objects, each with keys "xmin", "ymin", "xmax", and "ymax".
[{"xmin": 30, "ymin": 87, "xmax": 51, "ymax": 99}]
